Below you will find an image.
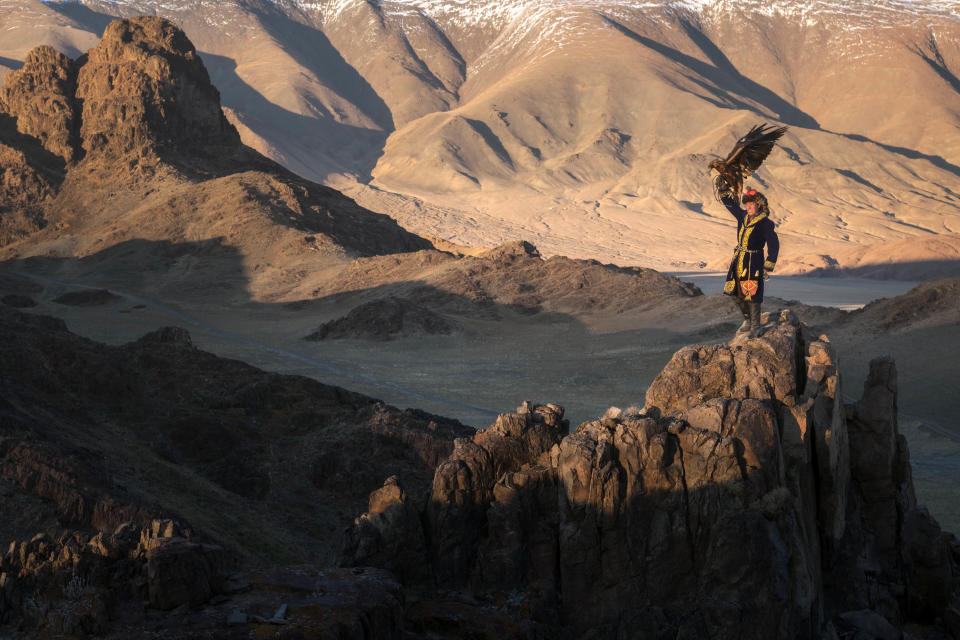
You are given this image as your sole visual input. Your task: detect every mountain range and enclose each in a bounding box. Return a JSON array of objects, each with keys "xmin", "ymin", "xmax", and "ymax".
[
  {"xmin": 0, "ymin": 11, "xmax": 958, "ymax": 638},
  {"xmin": 4, "ymin": 0, "xmax": 960, "ymax": 273}
]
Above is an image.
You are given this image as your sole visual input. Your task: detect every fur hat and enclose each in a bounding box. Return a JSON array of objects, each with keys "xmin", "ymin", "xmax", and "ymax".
[{"xmin": 741, "ymin": 187, "xmax": 769, "ymax": 214}]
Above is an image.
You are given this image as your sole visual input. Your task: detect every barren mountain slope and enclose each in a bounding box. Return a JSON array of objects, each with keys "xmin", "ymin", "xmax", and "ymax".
[
  {"xmin": 356, "ymin": 1, "xmax": 960, "ymax": 271},
  {"xmin": 5, "ymin": 0, "xmax": 959, "ymax": 273},
  {"xmin": 0, "ymin": 15, "xmax": 706, "ymax": 320},
  {"xmin": 0, "ymin": 15, "xmax": 434, "ymax": 302}
]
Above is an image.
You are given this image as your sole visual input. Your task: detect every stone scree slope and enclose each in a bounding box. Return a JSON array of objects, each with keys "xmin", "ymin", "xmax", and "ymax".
[{"xmin": 343, "ymin": 310, "xmax": 959, "ymax": 638}]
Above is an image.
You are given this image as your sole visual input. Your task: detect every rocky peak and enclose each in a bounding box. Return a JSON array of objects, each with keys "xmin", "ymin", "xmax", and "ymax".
[
  {"xmin": 343, "ymin": 311, "xmax": 960, "ymax": 638},
  {"xmin": 0, "ymin": 46, "xmax": 78, "ymax": 165},
  {"xmin": 0, "ymin": 44, "xmax": 76, "ymax": 243},
  {"xmin": 74, "ymin": 16, "xmax": 240, "ymax": 168},
  {"xmin": 0, "ymin": 16, "xmax": 241, "ymax": 178}
]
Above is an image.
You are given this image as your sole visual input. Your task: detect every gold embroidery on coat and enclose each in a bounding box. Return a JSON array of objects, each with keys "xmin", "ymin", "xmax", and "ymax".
[{"xmin": 735, "ymin": 212, "xmax": 768, "ymax": 279}]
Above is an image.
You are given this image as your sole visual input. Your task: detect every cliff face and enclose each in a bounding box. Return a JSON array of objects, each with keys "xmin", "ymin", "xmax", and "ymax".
[
  {"xmin": 344, "ymin": 311, "xmax": 960, "ymax": 638},
  {"xmin": 75, "ymin": 17, "xmax": 240, "ymax": 168},
  {"xmin": 0, "ymin": 46, "xmax": 78, "ymax": 165},
  {"xmin": 0, "ymin": 19, "xmax": 240, "ymax": 181},
  {"xmin": 0, "ymin": 45, "xmax": 77, "ymax": 244}
]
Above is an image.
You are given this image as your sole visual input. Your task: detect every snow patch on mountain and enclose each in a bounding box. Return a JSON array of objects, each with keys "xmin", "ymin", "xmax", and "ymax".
[
  {"xmin": 312, "ymin": 0, "xmax": 960, "ymax": 28},
  {"xmin": 38, "ymin": 0, "xmax": 960, "ymax": 35}
]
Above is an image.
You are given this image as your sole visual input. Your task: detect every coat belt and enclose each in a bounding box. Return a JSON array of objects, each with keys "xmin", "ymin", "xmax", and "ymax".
[{"xmin": 733, "ymin": 245, "xmax": 761, "ymax": 254}]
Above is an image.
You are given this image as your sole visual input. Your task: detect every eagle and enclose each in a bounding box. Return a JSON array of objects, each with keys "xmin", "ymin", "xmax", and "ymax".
[{"xmin": 709, "ymin": 123, "xmax": 788, "ymax": 200}]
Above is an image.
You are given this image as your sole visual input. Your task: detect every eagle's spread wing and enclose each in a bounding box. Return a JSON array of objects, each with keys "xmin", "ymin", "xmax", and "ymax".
[
  {"xmin": 729, "ymin": 123, "xmax": 788, "ymax": 178},
  {"xmin": 709, "ymin": 123, "xmax": 788, "ymax": 200}
]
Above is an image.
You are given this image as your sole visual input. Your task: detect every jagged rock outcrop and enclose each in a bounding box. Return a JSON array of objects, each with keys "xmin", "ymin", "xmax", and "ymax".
[
  {"xmin": 0, "ymin": 438, "xmax": 153, "ymax": 533},
  {"xmin": 0, "ymin": 16, "xmax": 434, "ymax": 264},
  {"xmin": 0, "ymin": 519, "xmax": 231, "ymax": 634},
  {"xmin": 0, "ymin": 304, "xmax": 474, "ymax": 636},
  {"xmin": 75, "ymin": 17, "xmax": 240, "ymax": 169},
  {"xmin": 0, "ymin": 46, "xmax": 78, "ymax": 164},
  {"xmin": 0, "ymin": 46, "xmax": 73, "ymax": 242},
  {"xmin": 344, "ymin": 311, "xmax": 959, "ymax": 638}
]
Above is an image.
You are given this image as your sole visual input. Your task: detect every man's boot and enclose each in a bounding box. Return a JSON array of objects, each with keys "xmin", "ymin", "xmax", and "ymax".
[
  {"xmin": 735, "ymin": 298, "xmax": 751, "ymax": 334},
  {"xmin": 748, "ymin": 301, "xmax": 763, "ymax": 338}
]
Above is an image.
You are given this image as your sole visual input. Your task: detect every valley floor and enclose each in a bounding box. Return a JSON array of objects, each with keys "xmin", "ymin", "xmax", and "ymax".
[{"xmin": 4, "ymin": 266, "xmax": 958, "ymax": 534}]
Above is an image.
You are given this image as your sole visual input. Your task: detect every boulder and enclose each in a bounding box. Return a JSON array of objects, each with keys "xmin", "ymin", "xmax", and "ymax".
[
  {"xmin": 340, "ymin": 476, "xmax": 429, "ymax": 584},
  {"xmin": 144, "ymin": 537, "xmax": 227, "ymax": 610},
  {"xmin": 306, "ymin": 296, "xmax": 455, "ymax": 341}
]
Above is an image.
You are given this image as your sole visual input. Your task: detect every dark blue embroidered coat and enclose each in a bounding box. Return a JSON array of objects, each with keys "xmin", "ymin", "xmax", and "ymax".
[{"xmin": 722, "ymin": 195, "xmax": 779, "ymax": 303}]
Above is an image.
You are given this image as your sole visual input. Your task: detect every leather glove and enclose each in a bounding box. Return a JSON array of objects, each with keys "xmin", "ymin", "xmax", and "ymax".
[{"xmin": 714, "ymin": 175, "xmax": 733, "ymax": 198}]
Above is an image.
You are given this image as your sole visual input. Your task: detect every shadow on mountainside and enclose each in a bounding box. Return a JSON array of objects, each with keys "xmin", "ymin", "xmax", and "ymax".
[
  {"xmin": 197, "ymin": 51, "xmax": 390, "ymax": 184},
  {"xmin": 464, "ymin": 117, "xmax": 515, "ymax": 169},
  {"xmin": 0, "ymin": 56, "xmax": 23, "ymax": 71},
  {"xmin": 0, "ymin": 238, "xmax": 590, "ymax": 406},
  {"xmin": 0, "ymin": 113, "xmax": 68, "ymax": 186},
  {"xmin": 600, "ymin": 13, "xmax": 960, "ymax": 181},
  {"xmin": 599, "ymin": 13, "xmax": 820, "ymax": 129},
  {"xmin": 912, "ymin": 34, "xmax": 960, "ymax": 96},
  {"xmin": 833, "ymin": 131, "xmax": 960, "ymax": 180},
  {"xmin": 675, "ymin": 17, "xmax": 821, "ymax": 129},
  {"xmin": 834, "ymin": 168, "xmax": 883, "ymax": 193},
  {"xmin": 246, "ymin": 4, "xmax": 394, "ymax": 133},
  {"xmin": 42, "ymin": 1, "xmax": 116, "ymax": 37}
]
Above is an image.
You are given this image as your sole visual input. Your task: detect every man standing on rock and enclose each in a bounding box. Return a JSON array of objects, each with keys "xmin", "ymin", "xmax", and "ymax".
[{"xmin": 717, "ymin": 181, "xmax": 779, "ymax": 338}]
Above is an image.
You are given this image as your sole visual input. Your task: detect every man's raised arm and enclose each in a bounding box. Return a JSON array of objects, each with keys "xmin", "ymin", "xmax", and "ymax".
[{"xmin": 715, "ymin": 176, "xmax": 744, "ymax": 224}]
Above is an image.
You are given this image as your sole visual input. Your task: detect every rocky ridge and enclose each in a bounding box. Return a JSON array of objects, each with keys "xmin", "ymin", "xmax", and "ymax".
[
  {"xmin": 0, "ymin": 290, "xmax": 956, "ymax": 637},
  {"xmin": 293, "ymin": 239, "xmax": 703, "ymax": 345},
  {"xmin": 344, "ymin": 311, "xmax": 960, "ymax": 638},
  {"xmin": 0, "ymin": 303, "xmax": 473, "ymax": 637}
]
